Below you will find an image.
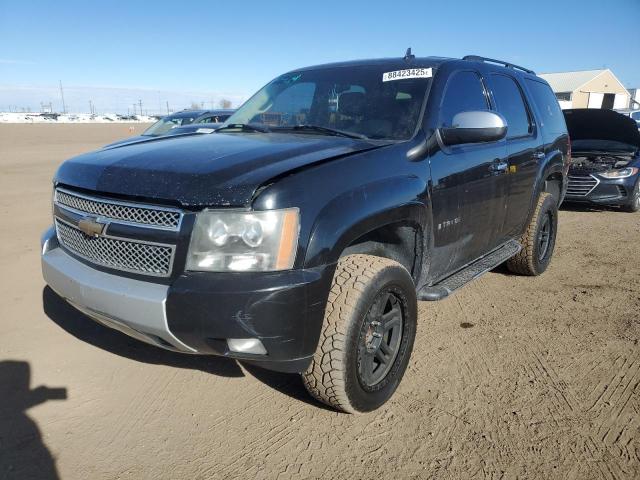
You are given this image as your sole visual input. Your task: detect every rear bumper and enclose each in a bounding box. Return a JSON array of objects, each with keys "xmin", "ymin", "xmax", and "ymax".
[{"xmin": 41, "ymin": 226, "xmax": 335, "ymax": 373}]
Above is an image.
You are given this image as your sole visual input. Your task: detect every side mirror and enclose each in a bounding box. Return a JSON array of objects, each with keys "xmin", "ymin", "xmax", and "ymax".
[{"xmin": 440, "ymin": 111, "xmax": 507, "ymax": 146}]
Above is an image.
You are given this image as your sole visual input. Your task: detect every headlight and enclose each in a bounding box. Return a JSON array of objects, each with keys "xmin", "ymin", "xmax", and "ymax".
[
  {"xmin": 186, "ymin": 208, "xmax": 299, "ymax": 272},
  {"xmin": 599, "ymin": 167, "xmax": 639, "ymax": 179}
]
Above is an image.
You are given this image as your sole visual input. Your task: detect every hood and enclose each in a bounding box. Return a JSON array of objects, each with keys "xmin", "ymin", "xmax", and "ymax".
[
  {"xmin": 103, "ymin": 135, "xmax": 150, "ymax": 148},
  {"xmin": 164, "ymin": 123, "xmax": 222, "ymax": 136},
  {"xmin": 55, "ymin": 132, "xmax": 382, "ymax": 207},
  {"xmin": 563, "ymin": 109, "xmax": 640, "ymax": 148}
]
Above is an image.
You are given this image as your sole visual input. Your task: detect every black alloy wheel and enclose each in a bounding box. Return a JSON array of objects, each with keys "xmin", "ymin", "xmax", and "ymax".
[{"xmin": 357, "ymin": 290, "xmax": 404, "ymax": 389}]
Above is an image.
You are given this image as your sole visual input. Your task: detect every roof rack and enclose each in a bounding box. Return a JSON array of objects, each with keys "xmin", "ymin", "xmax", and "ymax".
[{"xmin": 462, "ymin": 55, "xmax": 535, "ymax": 75}]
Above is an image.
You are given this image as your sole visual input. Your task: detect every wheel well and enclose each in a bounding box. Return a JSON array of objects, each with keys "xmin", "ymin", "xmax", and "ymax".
[
  {"xmin": 339, "ymin": 222, "xmax": 423, "ymax": 283},
  {"xmin": 544, "ymin": 173, "xmax": 563, "ymax": 204}
]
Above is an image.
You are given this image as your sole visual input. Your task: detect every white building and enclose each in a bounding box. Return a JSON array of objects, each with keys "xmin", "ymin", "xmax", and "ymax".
[{"xmin": 538, "ymin": 69, "xmax": 630, "ymax": 110}]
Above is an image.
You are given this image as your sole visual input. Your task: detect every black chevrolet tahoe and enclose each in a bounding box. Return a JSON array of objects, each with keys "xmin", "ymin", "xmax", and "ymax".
[{"xmin": 41, "ymin": 53, "xmax": 569, "ymax": 413}]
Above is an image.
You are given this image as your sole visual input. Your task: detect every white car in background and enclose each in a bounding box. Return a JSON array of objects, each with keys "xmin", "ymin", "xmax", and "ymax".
[{"xmin": 615, "ymin": 109, "xmax": 640, "ymax": 128}]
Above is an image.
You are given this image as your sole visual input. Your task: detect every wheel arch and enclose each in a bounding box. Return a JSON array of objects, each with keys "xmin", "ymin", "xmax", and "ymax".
[{"xmin": 303, "ymin": 175, "xmax": 429, "ymax": 283}]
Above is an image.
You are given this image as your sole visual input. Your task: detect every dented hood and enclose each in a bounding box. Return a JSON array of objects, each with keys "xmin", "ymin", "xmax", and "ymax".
[
  {"xmin": 55, "ymin": 132, "xmax": 381, "ymax": 207},
  {"xmin": 563, "ymin": 109, "xmax": 640, "ymax": 148}
]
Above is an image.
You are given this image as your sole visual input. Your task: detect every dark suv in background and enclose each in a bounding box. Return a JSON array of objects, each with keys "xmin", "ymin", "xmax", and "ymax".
[
  {"xmin": 105, "ymin": 109, "xmax": 235, "ymax": 147},
  {"xmin": 42, "ymin": 53, "xmax": 568, "ymax": 412}
]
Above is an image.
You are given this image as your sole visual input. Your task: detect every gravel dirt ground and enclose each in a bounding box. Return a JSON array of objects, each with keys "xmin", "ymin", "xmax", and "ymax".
[{"xmin": 1, "ymin": 124, "xmax": 638, "ymax": 480}]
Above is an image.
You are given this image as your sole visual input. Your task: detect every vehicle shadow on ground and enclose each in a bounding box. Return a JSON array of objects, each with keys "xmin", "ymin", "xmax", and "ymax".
[
  {"xmin": 560, "ymin": 202, "xmax": 623, "ymax": 213},
  {"xmin": 0, "ymin": 360, "xmax": 66, "ymax": 480},
  {"xmin": 490, "ymin": 201, "xmax": 627, "ymax": 278},
  {"xmin": 42, "ymin": 286, "xmax": 243, "ymax": 378},
  {"xmin": 241, "ymin": 364, "xmax": 335, "ymax": 412},
  {"xmin": 41, "ymin": 287, "xmax": 327, "ymax": 409}
]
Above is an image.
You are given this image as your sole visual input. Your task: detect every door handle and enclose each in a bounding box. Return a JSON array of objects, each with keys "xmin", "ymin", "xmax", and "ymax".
[{"xmin": 533, "ymin": 151, "xmax": 545, "ymax": 161}]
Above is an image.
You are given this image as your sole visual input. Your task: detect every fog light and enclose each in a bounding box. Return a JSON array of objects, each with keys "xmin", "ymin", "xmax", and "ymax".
[{"xmin": 227, "ymin": 338, "xmax": 267, "ymax": 355}]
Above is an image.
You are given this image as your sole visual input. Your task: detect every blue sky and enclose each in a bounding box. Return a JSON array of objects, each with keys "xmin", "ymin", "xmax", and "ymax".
[{"xmin": 1, "ymin": 0, "xmax": 638, "ymax": 113}]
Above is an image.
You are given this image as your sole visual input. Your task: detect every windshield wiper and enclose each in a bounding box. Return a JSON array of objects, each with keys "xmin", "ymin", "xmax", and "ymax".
[
  {"xmin": 277, "ymin": 124, "xmax": 369, "ymax": 140},
  {"xmin": 215, "ymin": 123, "xmax": 271, "ymax": 133}
]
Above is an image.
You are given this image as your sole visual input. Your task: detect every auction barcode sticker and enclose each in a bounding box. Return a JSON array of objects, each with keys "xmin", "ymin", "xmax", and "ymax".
[{"xmin": 382, "ymin": 68, "xmax": 432, "ymax": 82}]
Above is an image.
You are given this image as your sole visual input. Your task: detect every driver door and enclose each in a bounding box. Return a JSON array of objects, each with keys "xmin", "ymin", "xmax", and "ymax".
[{"xmin": 428, "ymin": 70, "xmax": 509, "ymax": 279}]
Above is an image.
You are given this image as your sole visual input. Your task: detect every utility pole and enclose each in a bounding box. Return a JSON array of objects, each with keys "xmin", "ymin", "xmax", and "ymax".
[
  {"xmin": 59, "ymin": 80, "xmax": 67, "ymax": 114},
  {"xmin": 166, "ymin": 101, "xmax": 170, "ymax": 115},
  {"xmin": 88, "ymin": 100, "xmax": 93, "ymax": 115},
  {"xmin": 138, "ymin": 99, "xmax": 143, "ymax": 117}
]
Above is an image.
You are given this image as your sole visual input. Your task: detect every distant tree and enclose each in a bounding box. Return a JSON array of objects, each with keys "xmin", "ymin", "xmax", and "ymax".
[
  {"xmin": 190, "ymin": 102, "xmax": 200, "ymax": 110},
  {"xmin": 219, "ymin": 99, "xmax": 233, "ymax": 109}
]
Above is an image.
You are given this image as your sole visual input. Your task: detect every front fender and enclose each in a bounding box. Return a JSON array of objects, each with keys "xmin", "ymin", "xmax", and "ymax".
[{"xmin": 304, "ymin": 174, "xmax": 428, "ymax": 268}]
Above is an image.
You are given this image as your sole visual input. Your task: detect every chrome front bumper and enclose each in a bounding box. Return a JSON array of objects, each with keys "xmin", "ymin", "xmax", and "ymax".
[{"xmin": 41, "ymin": 227, "xmax": 196, "ymax": 353}]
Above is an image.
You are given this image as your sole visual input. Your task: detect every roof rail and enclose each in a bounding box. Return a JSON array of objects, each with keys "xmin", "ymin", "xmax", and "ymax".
[{"xmin": 462, "ymin": 55, "xmax": 535, "ymax": 75}]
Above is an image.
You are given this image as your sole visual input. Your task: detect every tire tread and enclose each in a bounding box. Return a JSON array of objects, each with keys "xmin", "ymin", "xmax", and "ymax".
[
  {"xmin": 302, "ymin": 254, "xmax": 403, "ymax": 413},
  {"xmin": 507, "ymin": 192, "xmax": 552, "ymax": 276}
]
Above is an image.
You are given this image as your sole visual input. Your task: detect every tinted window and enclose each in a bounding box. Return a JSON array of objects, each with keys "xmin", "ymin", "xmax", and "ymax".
[
  {"xmin": 142, "ymin": 115, "xmax": 198, "ymax": 136},
  {"xmin": 525, "ymin": 79, "xmax": 567, "ymax": 134},
  {"xmin": 439, "ymin": 71, "xmax": 488, "ymax": 127},
  {"xmin": 490, "ymin": 74, "xmax": 531, "ymax": 138},
  {"xmin": 198, "ymin": 116, "xmax": 217, "ymax": 124}
]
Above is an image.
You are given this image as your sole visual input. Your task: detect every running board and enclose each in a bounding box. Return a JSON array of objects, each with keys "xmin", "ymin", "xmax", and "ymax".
[{"xmin": 417, "ymin": 240, "xmax": 521, "ymax": 301}]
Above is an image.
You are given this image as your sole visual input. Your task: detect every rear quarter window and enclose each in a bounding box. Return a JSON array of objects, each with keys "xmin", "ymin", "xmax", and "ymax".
[{"xmin": 525, "ymin": 79, "xmax": 567, "ymax": 134}]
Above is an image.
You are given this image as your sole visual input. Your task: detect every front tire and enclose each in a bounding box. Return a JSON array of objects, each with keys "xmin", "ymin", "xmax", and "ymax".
[
  {"xmin": 302, "ymin": 254, "xmax": 417, "ymax": 413},
  {"xmin": 507, "ymin": 192, "xmax": 558, "ymax": 276}
]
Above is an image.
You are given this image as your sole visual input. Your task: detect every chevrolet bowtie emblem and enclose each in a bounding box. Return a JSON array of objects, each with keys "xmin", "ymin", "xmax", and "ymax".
[{"xmin": 78, "ymin": 217, "xmax": 107, "ymax": 237}]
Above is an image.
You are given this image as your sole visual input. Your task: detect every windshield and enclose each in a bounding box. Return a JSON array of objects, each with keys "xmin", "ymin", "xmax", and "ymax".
[
  {"xmin": 143, "ymin": 114, "xmax": 199, "ymax": 136},
  {"xmin": 224, "ymin": 65, "xmax": 432, "ymax": 140}
]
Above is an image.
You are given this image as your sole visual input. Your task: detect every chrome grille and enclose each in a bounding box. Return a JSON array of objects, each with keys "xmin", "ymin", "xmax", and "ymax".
[
  {"xmin": 55, "ymin": 219, "xmax": 174, "ymax": 277},
  {"xmin": 567, "ymin": 174, "xmax": 598, "ymax": 196},
  {"xmin": 55, "ymin": 188, "xmax": 182, "ymax": 230}
]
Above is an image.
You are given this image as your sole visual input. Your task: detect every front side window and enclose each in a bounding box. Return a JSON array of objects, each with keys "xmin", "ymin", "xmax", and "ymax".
[
  {"xmin": 490, "ymin": 74, "xmax": 532, "ymax": 138},
  {"xmin": 225, "ymin": 65, "xmax": 432, "ymax": 140},
  {"xmin": 439, "ymin": 71, "xmax": 488, "ymax": 127}
]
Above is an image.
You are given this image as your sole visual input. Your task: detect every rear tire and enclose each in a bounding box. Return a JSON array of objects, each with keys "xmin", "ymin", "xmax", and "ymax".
[
  {"xmin": 302, "ymin": 254, "xmax": 417, "ymax": 413},
  {"xmin": 507, "ymin": 192, "xmax": 558, "ymax": 276},
  {"xmin": 623, "ymin": 180, "xmax": 640, "ymax": 213}
]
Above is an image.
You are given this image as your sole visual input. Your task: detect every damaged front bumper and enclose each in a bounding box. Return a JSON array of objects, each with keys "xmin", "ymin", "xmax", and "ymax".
[{"xmin": 41, "ymin": 227, "xmax": 335, "ymax": 373}]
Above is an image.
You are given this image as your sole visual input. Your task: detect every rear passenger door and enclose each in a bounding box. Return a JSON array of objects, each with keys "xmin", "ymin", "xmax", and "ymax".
[{"xmin": 488, "ymin": 74, "xmax": 543, "ymax": 236}]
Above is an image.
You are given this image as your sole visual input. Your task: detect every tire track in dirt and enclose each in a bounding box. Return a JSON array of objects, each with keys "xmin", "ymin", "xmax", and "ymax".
[{"xmin": 3, "ymin": 126, "xmax": 640, "ymax": 479}]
